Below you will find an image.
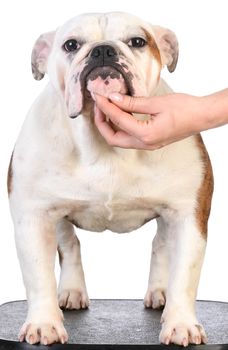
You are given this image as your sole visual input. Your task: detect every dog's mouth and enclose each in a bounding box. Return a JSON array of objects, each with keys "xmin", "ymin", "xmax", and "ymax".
[
  {"xmin": 66, "ymin": 61, "xmax": 136, "ymax": 119},
  {"xmin": 84, "ymin": 66, "xmax": 130, "ymax": 101}
]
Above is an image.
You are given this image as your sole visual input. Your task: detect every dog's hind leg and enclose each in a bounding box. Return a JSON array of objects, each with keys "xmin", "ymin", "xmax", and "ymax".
[
  {"xmin": 57, "ymin": 219, "xmax": 89, "ymax": 310},
  {"xmin": 144, "ymin": 217, "xmax": 168, "ymax": 309}
]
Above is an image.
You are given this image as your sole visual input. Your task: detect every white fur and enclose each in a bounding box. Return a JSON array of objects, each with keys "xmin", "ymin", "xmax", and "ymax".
[{"xmin": 9, "ymin": 12, "xmax": 209, "ymax": 346}]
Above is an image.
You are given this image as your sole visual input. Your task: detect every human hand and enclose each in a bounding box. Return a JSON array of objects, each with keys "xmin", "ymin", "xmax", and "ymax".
[{"xmin": 94, "ymin": 93, "xmax": 210, "ymax": 150}]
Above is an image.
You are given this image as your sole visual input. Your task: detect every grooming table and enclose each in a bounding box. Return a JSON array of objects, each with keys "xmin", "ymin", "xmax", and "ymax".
[{"xmin": 0, "ymin": 300, "xmax": 227, "ymax": 349}]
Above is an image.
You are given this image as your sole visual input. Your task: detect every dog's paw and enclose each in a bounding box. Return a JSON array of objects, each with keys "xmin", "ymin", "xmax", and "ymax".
[
  {"xmin": 18, "ymin": 320, "xmax": 68, "ymax": 345},
  {"xmin": 58, "ymin": 288, "xmax": 90, "ymax": 310},
  {"xmin": 159, "ymin": 320, "xmax": 207, "ymax": 346},
  {"xmin": 18, "ymin": 306, "xmax": 68, "ymax": 345},
  {"xmin": 144, "ymin": 288, "xmax": 166, "ymax": 309}
]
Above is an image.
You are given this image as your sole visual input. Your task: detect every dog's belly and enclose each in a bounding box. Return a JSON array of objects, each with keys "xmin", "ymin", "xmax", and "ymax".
[{"xmin": 65, "ymin": 199, "xmax": 159, "ymax": 233}]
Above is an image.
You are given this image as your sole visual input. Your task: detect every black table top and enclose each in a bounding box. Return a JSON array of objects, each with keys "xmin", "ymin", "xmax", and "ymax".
[{"xmin": 0, "ymin": 299, "xmax": 228, "ymax": 349}]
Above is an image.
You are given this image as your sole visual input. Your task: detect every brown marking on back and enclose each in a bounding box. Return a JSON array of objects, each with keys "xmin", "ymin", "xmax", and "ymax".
[
  {"xmin": 7, "ymin": 152, "xmax": 14, "ymax": 196},
  {"xmin": 141, "ymin": 27, "xmax": 162, "ymax": 66},
  {"xmin": 195, "ymin": 134, "xmax": 214, "ymax": 239}
]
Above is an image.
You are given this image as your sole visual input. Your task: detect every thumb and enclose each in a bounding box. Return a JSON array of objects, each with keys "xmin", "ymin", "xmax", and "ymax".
[{"xmin": 108, "ymin": 93, "xmax": 160, "ymax": 114}]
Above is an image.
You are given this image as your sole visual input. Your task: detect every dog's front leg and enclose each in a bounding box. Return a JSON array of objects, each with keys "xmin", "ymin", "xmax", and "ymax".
[
  {"xmin": 14, "ymin": 213, "xmax": 68, "ymax": 345},
  {"xmin": 158, "ymin": 215, "xmax": 207, "ymax": 347}
]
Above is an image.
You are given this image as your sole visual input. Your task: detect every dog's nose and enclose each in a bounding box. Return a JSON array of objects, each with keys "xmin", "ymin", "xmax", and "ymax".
[{"xmin": 90, "ymin": 45, "xmax": 117, "ymax": 59}]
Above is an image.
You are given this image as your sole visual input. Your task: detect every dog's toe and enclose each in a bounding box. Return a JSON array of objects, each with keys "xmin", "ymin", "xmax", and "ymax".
[
  {"xmin": 144, "ymin": 289, "xmax": 166, "ymax": 309},
  {"xmin": 159, "ymin": 320, "xmax": 207, "ymax": 346},
  {"xmin": 19, "ymin": 321, "xmax": 68, "ymax": 345},
  {"xmin": 58, "ymin": 288, "xmax": 90, "ymax": 310}
]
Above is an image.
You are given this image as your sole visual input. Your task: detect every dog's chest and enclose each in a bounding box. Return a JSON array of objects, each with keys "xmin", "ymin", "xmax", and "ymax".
[{"xmin": 55, "ymin": 153, "xmax": 164, "ymax": 233}]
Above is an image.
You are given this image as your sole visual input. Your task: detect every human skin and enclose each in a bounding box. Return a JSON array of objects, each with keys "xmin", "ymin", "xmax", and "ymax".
[{"xmin": 94, "ymin": 89, "xmax": 228, "ymax": 150}]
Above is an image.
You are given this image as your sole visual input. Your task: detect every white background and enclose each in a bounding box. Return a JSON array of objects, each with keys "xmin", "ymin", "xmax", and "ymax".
[{"xmin": 0, "ymin": 0, "xmax": 228, "ymax": 305}]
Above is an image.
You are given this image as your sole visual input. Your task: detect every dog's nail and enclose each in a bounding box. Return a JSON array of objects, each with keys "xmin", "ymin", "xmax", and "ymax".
[
  {"xmin": 19, "ymin": 334, "xmax": 25, "ymax": 342},
  {"xmin": 43, "ymin": 336, "xmax": 48, "ymax": 345},
  {"xmin": 109, "ymin": 92, "xmax": 123, "ymax": 102},
  {"xmin": 202, "ymin": 335, "xmax": 207, "ymax": 344},
  {"xmin": 61, "ymin": 336, "xmax": 67, "ymax": 344},
  {"xmin": 28, "ymin": 334, "xmax": 34, "ymax": 344},
  {"xmin": 165, "ymin": 337, "xmax": 170, "ymax": 345},
  {"xmin": 59, "ymin": 301, "xmax": 64, "ymax": 308},
  {"xmin": 194, "ymin": 336, "xmax": 200, "ymax": 344},
  {"xmin": 182, "ymin": 338, "xmax": 188, "ymax": 347}
]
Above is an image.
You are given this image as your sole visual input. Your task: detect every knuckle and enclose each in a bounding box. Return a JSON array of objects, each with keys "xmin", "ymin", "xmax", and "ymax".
[
  {"xmin": 127, "ymin": 96, "xmax": 136, "ymax": 111},
  {"xmin": 107, "ymin": 137, "xmax": 116, "ymax": 147},
  {"xmin": 142, "ymin": 134, "xmax": 151, "ymax": 145}
]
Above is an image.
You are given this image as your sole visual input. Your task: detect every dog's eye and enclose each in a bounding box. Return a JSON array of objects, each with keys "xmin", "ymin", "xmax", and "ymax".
[
  {"xmin": 63, "ymin": 39, "xmax": 80, "ymax": 52},
  {"xmin": 128, "ymin": 37, "xmax": 147, "ymax": 48}
]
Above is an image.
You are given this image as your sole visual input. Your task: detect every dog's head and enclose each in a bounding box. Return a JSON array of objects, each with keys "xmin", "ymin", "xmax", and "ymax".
[{"xmin": 32, "ymin": 12, "xmax": 178, "ymax": 118}]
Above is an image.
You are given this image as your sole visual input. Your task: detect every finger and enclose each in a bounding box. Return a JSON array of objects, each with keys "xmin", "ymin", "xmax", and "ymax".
[
  {"xmin": 94, "ymin": 104, "xmax": 118, "ymax": 140},
  {"xmin": 94, "ymin": 103, "xmax": 106, "ymax": 123},
  {"xmin": 108, "ymin": 92, "xmax": 162, "ymax": 114},
  {"xmin": 94, "ymin": 95, "xmax": 153, "ymax": 138},
  {"xmin": 94, "ymin": 104, "xmax": 128, "ymax": 145},
  {"xmin": 94, "ymin": 105, "xmax": 151, "ymax": 149}
]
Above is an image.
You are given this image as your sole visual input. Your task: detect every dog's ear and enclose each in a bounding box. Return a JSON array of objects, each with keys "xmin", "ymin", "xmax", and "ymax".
[
  {"xmin": 152, "ymin": 26, "xmax": 179, "ymax": 72},
  {"xmin": 31, "ymin": 31, "xmax": 56, "ymax": 80}
]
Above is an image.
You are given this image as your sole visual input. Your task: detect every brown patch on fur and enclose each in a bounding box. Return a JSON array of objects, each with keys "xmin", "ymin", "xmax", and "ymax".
[
  {"xmin": 195, "ymin": 135, "xmax": 214, "ymax": 239},
  {"xmin": 7, "ymin": 152, "xmax": 14, "ymax": 195},
  {"xmin": 141, "ymin": 27, "xmax": 162, "ymax": 66}
]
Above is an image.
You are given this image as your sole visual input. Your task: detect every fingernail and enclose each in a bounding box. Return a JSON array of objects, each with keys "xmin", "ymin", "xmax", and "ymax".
[{"xmin": 109, "ymin": 92, "xmax": 123, "ymax": 102}]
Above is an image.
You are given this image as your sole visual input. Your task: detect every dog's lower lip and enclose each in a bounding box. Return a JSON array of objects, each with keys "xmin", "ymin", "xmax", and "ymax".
[
  {"xmin": 68, "ymin": 65, "xmax": 132, "ymax": 119},
  {"xmin": 84, "ymin": 64, "xmax": 134, "ymax": 97}
]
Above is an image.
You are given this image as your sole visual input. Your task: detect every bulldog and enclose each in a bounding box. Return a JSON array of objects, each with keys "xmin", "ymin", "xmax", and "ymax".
[{"xmin": 8, "ymin": 12, "xmax": 213, "ymax": 346}]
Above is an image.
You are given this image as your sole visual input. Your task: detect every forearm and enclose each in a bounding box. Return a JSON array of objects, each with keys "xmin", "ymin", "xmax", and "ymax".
[{"xmin": 200, "ymin": 89, "xmax": 228, "ymax": 130}]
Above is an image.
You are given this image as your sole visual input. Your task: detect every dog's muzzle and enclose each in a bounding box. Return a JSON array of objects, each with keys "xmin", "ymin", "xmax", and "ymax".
[
  {"xmin": 84, "ymin": 44, "xmax": 133, "ymax": 99},
  {"xmin": 66, "ymin": 44, "xmax": 135, "ymax": 119}
]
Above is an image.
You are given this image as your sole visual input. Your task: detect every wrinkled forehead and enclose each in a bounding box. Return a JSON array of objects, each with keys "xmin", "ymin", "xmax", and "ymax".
[{"xmin": 55, "ymin": 12, "xmax": 151, "ymax": 43}]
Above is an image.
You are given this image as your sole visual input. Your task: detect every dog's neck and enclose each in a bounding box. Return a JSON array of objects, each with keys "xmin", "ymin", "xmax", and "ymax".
[
  {"xmin": 44, "ymin": 79, "xmax": 169, "ymax": 165},
  {"xmin": 67, "ymin": 109, "xmax": 140, "ymax": 164}
]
